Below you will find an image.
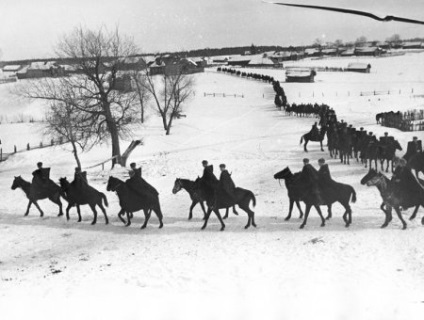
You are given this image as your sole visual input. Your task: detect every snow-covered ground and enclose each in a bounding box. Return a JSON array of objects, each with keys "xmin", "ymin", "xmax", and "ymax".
[{"xmin": 1, "ymin": 52, "xmax": 424, "ymax": 320}]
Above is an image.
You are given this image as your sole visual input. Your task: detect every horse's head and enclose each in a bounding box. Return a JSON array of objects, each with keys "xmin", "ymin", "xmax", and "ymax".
[
  {"xmin": 106, "ymin": 176, "xmax": 121, "ymax": 192},
  {"xmin": 360, "ymin": 169, "xmax": 378, "ymax": 185},
  {"xmin": 395, "ymin": 140, "xmax": 403, "ymax": 151},
  {"xmin": 59, "ymin": 177, "xmax": 69, "ymax": 190},
  {"xmin": 172, "ymin": 178, "xmax": 182, "ymax": 194},
  {"xmin": 11, "ymin": 176, "xmax": 23, "ymax": 190},
  {"xmin": 274, "ymin": 167, "xmax": 291, "ymax": 180}
]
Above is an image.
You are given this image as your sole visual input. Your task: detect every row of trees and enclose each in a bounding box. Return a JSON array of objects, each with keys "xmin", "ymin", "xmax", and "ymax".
[
  {"xmin": 312, "ymin": 34, "xmax": 402, "ymax": 48},
  {"xmin": 17, "ymin": 27, "xmax": 194, "ymax": 169}
]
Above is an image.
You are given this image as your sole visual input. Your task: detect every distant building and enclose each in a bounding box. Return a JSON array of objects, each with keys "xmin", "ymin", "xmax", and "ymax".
[
  {"xmin": 321, "ymin": 48, "xmax": 338, "ymax": 56},
  {"xmin": 285, "ymin": 68, "xmax": 316, "ymax": 82},
  {"xmin": 354, "ymin": 47, "xmax": 383, "ymax": 57},
  {"xmin": 340, "ymin": 48, "xmax": 355, "ymax": 56},
  {"xmin": 305, "ymin": 48, "xmax": 321, "ymax": 57},
  {"xmin": 402, "ymin": 41, "xmax": 423, "ymax": 49},
  {"xmin": 2, "ymin": 65, "xmax": 24, "ymax": 77},
  {"xmin": 346, "ymin": 63, "xmax": 371, "ymax": 73},
  {"xmin": 17, "ymin": 61, "xmax": 64, "ymax": 79}
]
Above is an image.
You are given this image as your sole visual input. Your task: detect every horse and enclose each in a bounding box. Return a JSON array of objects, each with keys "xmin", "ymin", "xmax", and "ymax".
[
  {"xmin": 364, "ymin": 141, "xmax": 380, "ymax": 170},
  {"xmin": 172, "ymin": 178, "xmax": 239, "ymax": 220},
  {"xmin": 59, "ymin": 177, "xmax": 109, "ymax": 225},
  {"xmin": 375, "ymin": 113, "xmax": 384, "ymax": 124},
  {"xmin": 107, "ymin": 176, "xmax": 163, "ymax": 229},
  {"xmin": 300, "ymin": 126, "xmax": 327, "ymax": 152},
  {"xmin": 284, "ymin": 167, "xmax": 356, "ymax": 229},
  {"xmin": 273, "ymin": 168, "xmax": 304, "ymax": 220},
  {"xmin": 11, "ymin": 176, "xmax": 66, "ymax": 217},
  {"xmin": 408, "ymin": 152, "xmax": 424, "ymax": 179},
  {"xmin": 360, "ymin": 169, "xmax": 417, "ymax": 229},
  {"xmin": 379, "ymin": 139, "xmax": 403, "ymax": 172},
  {"xmin": 192, "ymin": 178, "xmax": 256, "ymax": 230}
]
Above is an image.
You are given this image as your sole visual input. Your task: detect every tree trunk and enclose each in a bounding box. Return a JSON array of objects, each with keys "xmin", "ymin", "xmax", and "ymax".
[
  {"xmin": 70, "ymin": 139, "xmax": 82, "ymax": 169},
  {"xmin": 104, "ymin": 102, "xmax": 121, "ymax": 168},
  {"xmin": 121, "ymin": 140, "xmax": 142, "ymax": 167}
]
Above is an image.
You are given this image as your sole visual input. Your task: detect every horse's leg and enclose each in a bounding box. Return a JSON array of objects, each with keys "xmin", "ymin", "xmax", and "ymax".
[
  {"xmin": 24, "ymin": 200, "xmax": 32, "ymax": 216},
  {"xmin": 213, "ymin": 209, "xmax": 225, "ymax": 231},
  {"xmin": 126, "ymin": 211, "xmax": 132, "ymax": 227},
  {"xmin": 32, "ymin": 201, "xmax": 44, "ymax": 217},
  {"xmin": 151, "ymin": 205, "xmax": 163, "ymax": 229},
  {"xmin": 295, "ymin": 201, "xmax": 303, "ymax": 219},
  {"xmin": 201, "ymin": 208, "xmax": 213, "ymax": 230},
  {"xmin": 325, "ymin": 205, "xmax": 332, "ymax": 220},
  {"xmin": 320, "ymin": 140, "xmax": 324, "ymax": 152},
  {"xmin": 65, "ymin": 203, "xmax": 72, "ymax": 221},
  {"xmin": 90, "ymin": 204, "xmax": 98, "ymax": 225},
  {"xmin": 304, "ymin": 139, "xmax": 308, "ymax": 152},
  {"xmin": 141, "ymin": 209, "xmax": 151, "ymax": 229},
  {"xmin": 300, "ymin": 205, "xmax": 311, "ymax": 229},
  {"xmin": 76, "ymin": 205, "xmax": 82, "ymax": 222},
  {"xmin": 343, "ymin": 204, "xmax": 352, "ymax": 227},
  {"xmin": 409, "ymin": 205, "xmax": 420, "ymax": 221},
  {"xmin": 232, "ymin": 205, "xmax": 239, "ymax": 215},
  {"xmin": 199, "ymin": 202, "xmax": 207, "ymax": 220},
  {"xmin": 380, "ymin": 203, "xmax": 391, "ymax": 228},
  {"xmin": 286, "ymin": 199, "xmax": 294, "ymax": 221},
  {"xmin": 98, "ymin": 201, "xmax": 109, "ymax": 225},
  {"xmin": 49, "ymin": 193, "xmax": 63, "ymax": 217},
  {"xmin": 117, "ymin": 208, "xmax": 126, "ymax": 225},
  {"xmin": 394, "ymin": 207, "xmax": 407, "ymax": 230},
  {"xmin": 223, "ymin": 207, "xmax": 229, "ymax": 220},
  {"xmin": 315, "ymin": 206, "xmax": 326, "ymax": 227},
  {"xmin": 188, "ymin": 201, "xmax": 197, "ymax": 220},
  {"xmin": 380, "ymin": 159, "xmax": 384, "ymax": 171}
]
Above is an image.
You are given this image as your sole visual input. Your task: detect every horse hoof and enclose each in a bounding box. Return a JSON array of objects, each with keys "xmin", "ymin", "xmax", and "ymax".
[
  {"xmin": 159, "ymin": 223, "xmax": 163, "ymax": 229},
  {"xmin": 220, "ymin": 226, "xmax": 225, "ymax": 231},
  {"xmin": 402, "ymin": 225, "xmax": 407, "ymax": 230},
  {"xmin": 284, "ymin": 217, "xmax": 290, "ymax": 221},
  {"xmin": 300, "ymin": 224, "xmax": 305, "ymax": 229},
  {"xmin": 421, "ymin": 218, "xmax": 424, "ymax": 225},
  {"xmin": 141, "ymin": 225, "xmax": 146, "ymax": 229},
  {"xmin": 253, "ymin": 223, "xmax": 257, "ymax": 228},
  {"xmin": 381, "ymin": 224, "xmax": 388, "ymax": 229},
  {"xmin": 91, "ymin": 222, "xmax": 96, "ymax": 225},
  {"xmin": 320, "ymin": 223, "xmax": 325, "ymax": 227},
  {"xmin": 244, "ymin": 225, "xmax": 249, "ymax": 229},
  {"xmin": 201, "ymin": 226, "xmax": 206, "ymax": 230},
  {"xmin": 58, "ymin": 213, "xmax": 63, "ymax": 217}
]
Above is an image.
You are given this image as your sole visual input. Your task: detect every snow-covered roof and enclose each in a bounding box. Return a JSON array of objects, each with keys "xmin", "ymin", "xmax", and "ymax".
[
  {"xmin": 28, "ymin": 61, "xmax": 58, "ymax": 70},
  {"xmin": 3, "ymin": 65, "xmax": 22, "ymax": 72}
]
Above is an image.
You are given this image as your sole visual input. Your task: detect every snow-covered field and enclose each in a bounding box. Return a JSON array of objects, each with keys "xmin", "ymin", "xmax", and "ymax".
[{"xmin": 1, "ymin": 52, "xmax": 424, "ymax": 320}]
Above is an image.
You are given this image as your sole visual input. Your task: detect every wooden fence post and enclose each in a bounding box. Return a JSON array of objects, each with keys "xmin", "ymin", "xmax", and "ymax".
[
  {"xmin": 27, "ymin": 143, "xmax": 30, "ymax": 151},
  {"xmin": 1, "ymin": 148, "xmax": 2, "ymax": 162},
  {"xmin": 40, "ymin": 142, "xmax": 43, "ymax": 148},
  {"xmin": 14, "ymin": 145, "xmax": 17, "ymax": 153},
  {"xmin": 51, "ymin": 139, "xmax": 54, "ymax": 146}
]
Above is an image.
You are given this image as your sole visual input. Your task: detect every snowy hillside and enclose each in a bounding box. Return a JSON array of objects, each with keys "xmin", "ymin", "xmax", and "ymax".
[{"xmin": 1, "ymin": 52, "xmax": 424, "ymax": 320}]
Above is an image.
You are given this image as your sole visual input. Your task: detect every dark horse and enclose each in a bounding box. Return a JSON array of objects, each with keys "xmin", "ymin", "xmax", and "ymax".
[
  {"xmin": 193, "ymin": 178, "xmax": 256, "ymax": 230},
  {"xmin": 361, "ymin": 169, "xmax": 424, "ymax": 229},
  {"xmin": 280, "ymin": 167, "xmax": 356, "ymax": 229},
  {"xmin": 300, "ymin": 126, "xmax": 327, "ymax": 152},
  {"xmin": 106, "ymin": 176, "xmax": 163, "ymax": 229},
  {"xmin": 11, "ymin": 176, "xmax": 65, "ymax": 217},
  {"xmin": 59, "ymin": 177, "xmax": 109, "ymax": 225},
  {"xmin": 273, "ymin": 168, "xmax": 304, "ymax": 221},
  {"xmin": 172, "ymin": 178, "xmax": 238, "ymax": 220}
]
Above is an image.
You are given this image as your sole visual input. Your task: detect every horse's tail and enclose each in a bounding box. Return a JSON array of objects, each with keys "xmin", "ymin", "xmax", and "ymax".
[
  {"xmin": 101, "ymin": 193, "xmax": 109, "ymax": 207},
  {"xmin": 350, "ymin": 186, "xmax": 357, "ymax": 203},
  {"xmin": 249, "ymin": 191, "xmax": 256, "ymax": 208},
  {"xmin": 300, "ymin": 135, "xmax": 304, "ymax": 145}
]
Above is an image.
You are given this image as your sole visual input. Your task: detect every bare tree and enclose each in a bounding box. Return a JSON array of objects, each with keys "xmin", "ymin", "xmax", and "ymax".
[
  {"xmin": 45, "ymin": 100, "xmax": 94, "ymax": 169},
  {"xmin": 355, "ymin": 36, "xmax": 368, "ymax": 46},
  {"xmin": 131, "ymin": 70, "xmax": 150, "ymax": 123},
  {"xmin": 17, "ymin": 26, "xmax": 140, "ymax": 167},
  {"xmin": 142, "ymin": 64, "xmax": 194, "ymax": 135}
]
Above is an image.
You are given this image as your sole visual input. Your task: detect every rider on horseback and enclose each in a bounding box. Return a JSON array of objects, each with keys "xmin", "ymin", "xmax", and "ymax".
[
  {"xmin": 391, "ymin": 158, "xmax": 424, "ymax": 208},
  {"xmin": 126, "ymin": 162, "xmax": 158, "ymax": 203},
  {"xmin": 309, "ymin": 122, "xmax": 319, "ymax": 140},
  {"xmin": 219, "ymin": 164, "xmax": 236, "ymax": 204},
  {"xmin": 74, "ymin": 167, "xmax": 88, "ymax": 186}
]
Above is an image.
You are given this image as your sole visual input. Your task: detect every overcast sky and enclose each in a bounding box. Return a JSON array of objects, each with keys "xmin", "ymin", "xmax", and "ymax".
[{"xmin": 1, "ymin": 0, "xmax": 424, "ymax": 60}]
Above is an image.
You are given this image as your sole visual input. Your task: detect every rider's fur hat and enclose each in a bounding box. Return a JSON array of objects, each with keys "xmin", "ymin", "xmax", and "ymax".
[
  {"xmin": 303, "ymin": 158, "xmax": 309, "ymax": 164},
  {"xmin": 318, "ymin": 158, "xmax": 325, "ymax": 164}
]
